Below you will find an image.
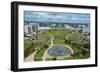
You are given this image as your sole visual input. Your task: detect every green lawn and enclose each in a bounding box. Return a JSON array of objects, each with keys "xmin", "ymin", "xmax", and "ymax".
[
  {"xmin": 48, "ymin": 30, "xmax": 71, "ymax": 45},
  {"xmin": 24, "ymin": 40, "xmax": 36, "ymax": 58},
  {"xmin": 49, "ymin": 30, "xmax": 70, "ymax": 39}
]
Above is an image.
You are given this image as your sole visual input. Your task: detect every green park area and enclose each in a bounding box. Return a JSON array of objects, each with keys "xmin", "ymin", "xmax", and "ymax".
[{"xmin": 24, "ymin": 29, "xmax": 90, "ymax": 61}]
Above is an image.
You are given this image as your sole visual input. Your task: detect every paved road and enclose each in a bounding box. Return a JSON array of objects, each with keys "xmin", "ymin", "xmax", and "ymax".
[{"xmin": 24, "ymin": 51, "xmax": 37, "ymax": 62}]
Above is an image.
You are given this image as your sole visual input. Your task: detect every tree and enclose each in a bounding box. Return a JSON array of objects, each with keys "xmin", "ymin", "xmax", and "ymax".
[
  {"xmin": 83, "ymin": 43, "xmax": 90, "ymax": 49},
  {"xmin": 52, "ymin": 57, "xmax": 57, "ymax": 60},
  {"xmin": 67, "ymin": 32, "xmax": 83, "ymax": 46},
  {"xmin": 43, "ymin": 44, "xmax": 49, "ymax": 48}
]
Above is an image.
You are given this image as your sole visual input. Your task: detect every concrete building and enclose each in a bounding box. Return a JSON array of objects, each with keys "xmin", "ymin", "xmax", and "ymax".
[
  {"xmin": 24, "ymin": 25, "xmax": 32, "ymax": 34},
  {"xmin": 24, "ymin": 23, "xmax": 39, "ymax": 35}
]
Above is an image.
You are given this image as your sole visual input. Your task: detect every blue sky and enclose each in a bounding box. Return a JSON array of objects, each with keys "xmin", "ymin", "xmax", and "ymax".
[{"xmin": 24, "ymin": 11, "xmax": 90, "ymax": 24}]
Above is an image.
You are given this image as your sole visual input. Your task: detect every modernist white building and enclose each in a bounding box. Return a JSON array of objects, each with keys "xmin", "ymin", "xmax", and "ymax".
[
  {"xmin": 24, "ymin": 23, "xmax": 39, "ymax": 35},
  {"xmin": 24, "ymin": 25, "xmax": 32, "ymax": 34}
]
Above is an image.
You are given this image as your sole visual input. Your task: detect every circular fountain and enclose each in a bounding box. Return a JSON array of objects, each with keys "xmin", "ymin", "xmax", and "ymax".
[{"xmin": 48, "ymin": 45, "xmax": 71, "ymax": 57}]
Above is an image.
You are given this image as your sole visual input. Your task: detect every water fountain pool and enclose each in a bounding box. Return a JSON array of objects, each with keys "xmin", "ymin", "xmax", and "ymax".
[{"xmin": 48, "ymin": 45, "xmax": 71, "ymax": 57}]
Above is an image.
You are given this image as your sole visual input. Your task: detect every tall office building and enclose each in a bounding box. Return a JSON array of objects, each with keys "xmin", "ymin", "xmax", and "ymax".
[
  {"xmin": 32, "ymin": 24, "xmax": 38, "ymax": 32},
  {"xmin": 24, "ymin": 23, "xmax": 39, "ymax": 35},
  {"xmin": 24, "ymin": 25, "xmax": 32, "ymax": 34}
]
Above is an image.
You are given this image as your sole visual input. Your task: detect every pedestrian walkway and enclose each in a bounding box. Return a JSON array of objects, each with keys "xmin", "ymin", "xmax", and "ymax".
[{"xmin": 24, "ymin": 51, "xmax": 37, "ymax": 62}]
